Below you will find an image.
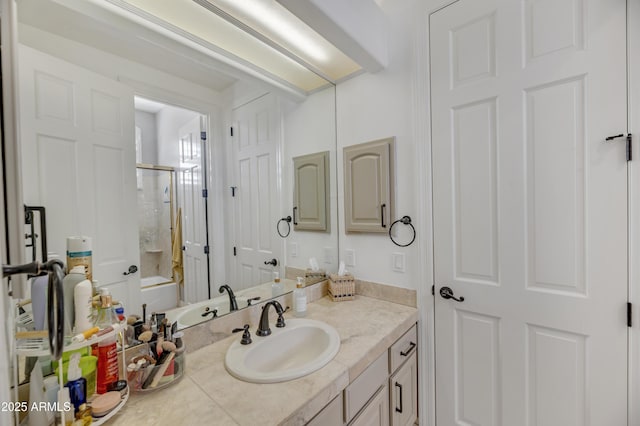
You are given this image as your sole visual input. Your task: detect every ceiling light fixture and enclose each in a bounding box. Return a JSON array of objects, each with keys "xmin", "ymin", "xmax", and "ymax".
[{"xmin": 192, "ymin": 0, "xmax": 334, "ymax": 80}]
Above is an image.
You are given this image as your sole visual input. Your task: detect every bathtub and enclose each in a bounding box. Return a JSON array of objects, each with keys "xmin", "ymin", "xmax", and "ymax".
[{"xmin": 140, "ymin": 275, "xmax": 178, "ymax": 313}]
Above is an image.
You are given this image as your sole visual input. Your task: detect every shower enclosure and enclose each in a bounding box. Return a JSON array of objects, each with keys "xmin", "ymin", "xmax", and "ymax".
[{"xmin": 136, "ymin": 164, "xmax": 177, "ymax": 288}]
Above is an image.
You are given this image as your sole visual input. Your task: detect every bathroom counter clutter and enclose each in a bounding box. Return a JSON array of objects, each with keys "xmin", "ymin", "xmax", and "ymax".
[{"xmin": 105, "ymin": 295, "xmax": 417, "ymax": 425}]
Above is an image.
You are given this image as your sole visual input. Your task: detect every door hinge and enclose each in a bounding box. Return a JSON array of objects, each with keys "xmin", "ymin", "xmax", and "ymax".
[
  {"xmin": 627, "ymin": 133, "xmax": 632, "ymax": 162},
  {"xmin": 628, "ymin": 302, "xmax": 633, "ymax": 327},
  {"xmin": 230, "ymin": 127, "xmax": 234, "ymax": 137},
  {"xmin": 201, "ymin": 131, "xmax": 207, "ymax": 141},
  {"xmin": 231, "ymin": 186, "xmax": 237, "ymax": 197},
  {"xmin": 202, "ymin": 189, "xmax": 208, "ymax": 198},
  {"xmin": 431, "ymin": 285, "xmax": 434, "ymax": 296},
  {"xmin": 233, "ymin": 246, "xmax": 237, "ymax": 256},
  {"xmin": 204, "ymin": 245, "xmax": 209, "ymax": 255}
]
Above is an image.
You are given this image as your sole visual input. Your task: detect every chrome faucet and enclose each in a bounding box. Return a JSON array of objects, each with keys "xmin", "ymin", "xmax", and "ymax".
[
  {"xmin": 219, "ymin": 284, "xmax": 238, "ymax": 311},
  {"xmin": 256, "ymin": 301, "xmax": 286, "ymax": 336}
]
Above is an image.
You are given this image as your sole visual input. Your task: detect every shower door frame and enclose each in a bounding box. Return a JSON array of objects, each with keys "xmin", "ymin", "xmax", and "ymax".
[{"xmin": 136, "ymin": 163, "xmax": 177, "ymax": 286}]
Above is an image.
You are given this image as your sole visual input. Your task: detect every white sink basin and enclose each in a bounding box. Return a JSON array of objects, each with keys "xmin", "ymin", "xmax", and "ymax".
[{"xmin": 225, "ymin": 318, "xmax": 340, "ymax": 383}]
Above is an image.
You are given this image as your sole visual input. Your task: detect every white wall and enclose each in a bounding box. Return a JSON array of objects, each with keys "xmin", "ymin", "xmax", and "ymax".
[
  {"xmin": 336, "ymin": 0, "xmax": 429, "ymax": 290},
  {"xmin": 156, "ymin": 105, "xmax": 200, "ymax": 169},
  {"xmin": 282, "ymin": 86, "xmax": 338, "ymax": 273},
  {"xmin": 135, "ymin": 110, "xmax": 158, "ymax": 165}
]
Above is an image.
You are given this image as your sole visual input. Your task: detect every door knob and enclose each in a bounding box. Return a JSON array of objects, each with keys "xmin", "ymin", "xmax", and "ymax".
[
  {"xmin": 264, "ymin": 258, "xmax": 278, "ymax": 267},
  {"xmin": 439, "ymin": 286, "xmax": 464, "ymax": 302},
  {"xmin": 123, "ymin": 265, "xmax": 138, "ymax": 276}
]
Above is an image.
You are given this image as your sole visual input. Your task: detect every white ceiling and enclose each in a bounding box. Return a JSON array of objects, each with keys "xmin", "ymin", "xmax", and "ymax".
[
  {"xmin": 16, "ymin": 0, "xmax": 387, "ymax": 97},
  {"xmin": 17, "ymin": 0, "xmax": 240, "ymax": 93}
]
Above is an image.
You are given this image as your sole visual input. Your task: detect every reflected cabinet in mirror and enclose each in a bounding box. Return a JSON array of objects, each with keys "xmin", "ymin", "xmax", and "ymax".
[{"xmin": 14, "ymin": 0, "xmax": 338, "ymax": 334}]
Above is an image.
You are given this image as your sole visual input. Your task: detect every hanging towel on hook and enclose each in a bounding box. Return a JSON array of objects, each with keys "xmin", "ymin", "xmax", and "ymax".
[{"xmin": 172, "ymin": 208, "xmax": 184, "ymax": 287}]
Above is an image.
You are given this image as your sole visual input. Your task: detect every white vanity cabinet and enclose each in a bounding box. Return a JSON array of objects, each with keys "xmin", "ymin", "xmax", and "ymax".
[
  {"xmin": 390, "ymin": 352, "xmax": 418, "ymax": 426},
  {"xmin": 351, "ymin": 384, "xmax": 389, "ymax": 426},
  {"xmin": 307, "ymin": 322, "xmax": 418, "ymax": 426}
]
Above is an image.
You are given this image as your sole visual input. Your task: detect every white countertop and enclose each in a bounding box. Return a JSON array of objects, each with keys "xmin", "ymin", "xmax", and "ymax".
[{"xmin": 105, "ymin": 295, "xmax": 418, "ymax": 425}]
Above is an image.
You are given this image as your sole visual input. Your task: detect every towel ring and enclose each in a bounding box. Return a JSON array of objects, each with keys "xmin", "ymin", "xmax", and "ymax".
[
  {"xmin": 389, "ymin": 216, "xmax": 416, "ymax": 247},
  {"xmin": 277, "ymin": 216, "xmax": 292, "ymax": 238}
]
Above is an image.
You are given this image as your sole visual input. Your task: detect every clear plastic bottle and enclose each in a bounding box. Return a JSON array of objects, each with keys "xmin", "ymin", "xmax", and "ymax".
[
  {"xmin": 271, "ymin": 271, "xmax": 284, "ymax": 297},
  {"xmin": 293, "ymin": 277, "xmax": 307, "ymax": 318},
  {"xmin": 93, "ymin": 288, "xmax": 118, "ymax": 330}
]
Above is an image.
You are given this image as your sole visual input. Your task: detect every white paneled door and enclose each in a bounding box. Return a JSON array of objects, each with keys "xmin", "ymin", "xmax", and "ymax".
[
  {"xmin": 178, "ymin": 115, "xmax": 210, "ymax": 303},
  {"xmin": 19, "ymin": 46, "xmax": 141, "ymax": 314},
  {"xmin": 431, "ymin": 0, "xmax": 627, "ymax": 425},
  {"xmin": 230, "ymin": 94, "xmax": 281, "ymax": 290}
]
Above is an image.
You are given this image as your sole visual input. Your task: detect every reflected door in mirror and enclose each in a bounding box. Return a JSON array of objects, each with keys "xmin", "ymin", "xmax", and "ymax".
[
  {"xmin": 230, "ymin": 94, "xmax": 282, "ymax": 290},
  {"xmin": 18, "ymin": 46, "xmax": 140, "ymax": 311},
  {"xmin": 179, "ymin": 115, "xmax": 210, "ymax": 303}
]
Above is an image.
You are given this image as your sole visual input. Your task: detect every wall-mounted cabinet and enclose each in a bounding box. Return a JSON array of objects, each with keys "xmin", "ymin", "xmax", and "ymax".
[
  {"xmin": 293, "ymin": 151, "xmax": 330, "ymax": 231},
  {"xmin": 344, "ymin": 138, "xmax": 395, "ymax": 233}
]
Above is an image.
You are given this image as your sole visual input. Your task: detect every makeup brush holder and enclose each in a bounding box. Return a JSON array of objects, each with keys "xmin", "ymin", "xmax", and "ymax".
[{"xmin": 128, "ymin": 348, "xmax": 185, "ymax": 392}]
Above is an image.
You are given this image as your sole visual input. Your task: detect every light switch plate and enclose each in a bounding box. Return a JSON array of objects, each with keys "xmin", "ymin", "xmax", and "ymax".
[
  {"xmin": 345, "ymin": 249, "xmax": 356, "ymax": 267},
  {"xmin": 392, "ymin": 253, "xmax": 405, "ymax": 273},
  {"xmin": 290, "ymin": 242, "xmax": 298, "ymax": 257}
]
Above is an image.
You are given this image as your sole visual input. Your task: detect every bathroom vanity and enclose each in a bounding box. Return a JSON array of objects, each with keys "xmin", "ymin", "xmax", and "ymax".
[{"xmin": 106, "ymin": 293, "xmax": 418, "ymax": 425}]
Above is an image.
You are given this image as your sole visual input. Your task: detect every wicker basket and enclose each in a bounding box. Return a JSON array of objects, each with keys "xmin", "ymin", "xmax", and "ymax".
[
  {"xmin": 304, "ymin": 269, "xmax": 327, "ymax": 286},
  {"xmin": 328, "ymin": 274, "xmax": 355, "ymax": 301}
]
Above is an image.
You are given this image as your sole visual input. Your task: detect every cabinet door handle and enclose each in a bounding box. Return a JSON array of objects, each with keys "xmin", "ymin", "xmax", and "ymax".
[
  {"xmin": 292, "ymin": 207, "xmax": 298, "ymax": 225},
  {"xmin": 400, "ymin": 341, "xmax": 416, "ymax": 357},
  {"xmin": 381, "ymin": 203, "xmax": 386, "ymax": 228},
  {"xmin": 395, "ymin": 382, "xmax": 403, "ymax": 413}
]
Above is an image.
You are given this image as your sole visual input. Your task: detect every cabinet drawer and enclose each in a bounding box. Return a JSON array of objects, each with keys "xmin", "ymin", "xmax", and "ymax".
[
  {"xmin": 344, "ymin": 351, "xmax": 389, "ymax": 423},
  {"xmin": 389, "ymin": 324, "xmax": 417, "ymax": 373}
]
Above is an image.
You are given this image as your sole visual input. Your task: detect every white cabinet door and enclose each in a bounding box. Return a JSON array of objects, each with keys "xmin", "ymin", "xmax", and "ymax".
[
  {"xmin": 350, "ymin": 385, "xmax": 389, "ymax": 426},
  {"xmin": 19, "ymin": 46, "xmax": 140, "ymax": 314},
  {"xmin": 431, "ymin": 0, "xmax": 628, "ymax": 425},
  {"xmin": 390, "ymin": 352, "xmax": 417, "ymax": 426},
  {"xmin": 230, "ymin": 94, "xmax": 282, "ymax": 290}
]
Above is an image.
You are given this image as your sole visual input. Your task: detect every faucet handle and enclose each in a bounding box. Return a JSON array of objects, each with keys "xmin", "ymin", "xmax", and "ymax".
[
  {"xmin": 232, "ymin": 324, "xmax": 252, "ymax": 345},
  {"xmin": 247, "ymin": 296, "xmax": 261, "ymax": 306},
  {"xmin": 276, "ymin": 306, "xmax": 289, "ymax": 328}
]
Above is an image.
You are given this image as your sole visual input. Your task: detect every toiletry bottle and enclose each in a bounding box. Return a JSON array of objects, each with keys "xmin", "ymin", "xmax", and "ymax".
[
  {"xmin": 96, "ymin": 329, "xmax": 118, "ymax": 394},
  {"xmin": 62, "ymin": 266, "xmax": 87, "ymax": 334},
  {"xmin": 74, "ymin": 279, "xmax": 93, "ymax": 334},
  {"xmin": 271, "ymin": 271, "xmax": 284, "ymax": 297},
  {"xmin": 93, "ymin": 288, "xmax": 119, "ymax": 330},
  {"xmin": 294, "ymin": 277, "xmax": 307, "ymax": 318},
  {"xmin": 65, "ymin": 353, "xmax": 86, "ymax": 414}
]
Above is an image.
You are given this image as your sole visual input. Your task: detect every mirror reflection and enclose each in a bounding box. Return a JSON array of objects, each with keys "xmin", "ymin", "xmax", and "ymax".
[{"xmin": 15, "ymin": 0, "xmax": 338, "ymax": 332}]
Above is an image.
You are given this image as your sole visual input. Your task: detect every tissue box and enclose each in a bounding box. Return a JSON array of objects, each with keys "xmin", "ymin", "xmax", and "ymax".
[
  {"xmin": 304, "ymin": 269, "xmax": 327, "ymax": 286},
  {"xmin": 328, "ymin": 274, "xmax": 355, "ymax": 301}
]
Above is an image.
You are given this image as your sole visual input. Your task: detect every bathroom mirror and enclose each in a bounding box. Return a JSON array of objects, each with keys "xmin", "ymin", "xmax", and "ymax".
[{"xmin": 13, "ymin": 0, "xmax": 338, "ymax": 331}]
